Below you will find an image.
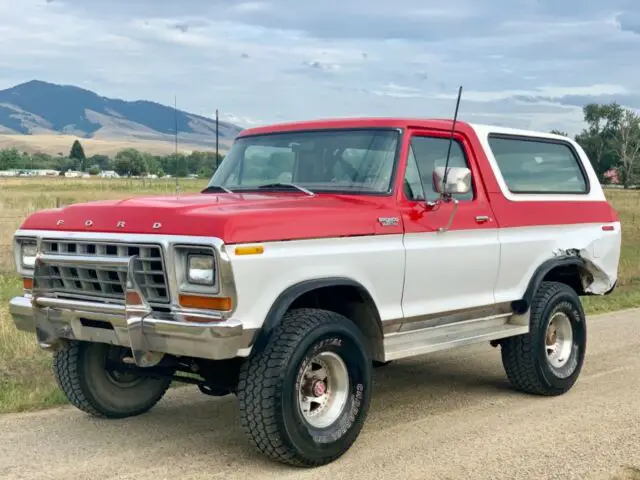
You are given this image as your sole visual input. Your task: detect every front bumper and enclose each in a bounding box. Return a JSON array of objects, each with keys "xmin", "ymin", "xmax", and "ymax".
[{"xmin": 10, "ymin": 295, "xmax": 256, "ymax": 363}]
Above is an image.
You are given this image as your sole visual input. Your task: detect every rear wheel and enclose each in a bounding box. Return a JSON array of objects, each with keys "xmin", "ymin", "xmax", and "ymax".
[
  {"xmin": 237, "ymin": 308, "xmax": 373, "ymax": 467},
  {"xmin": 53, "ymin": 341, "xmax": 172, "ymax": 418},
  {"xmin": 500, "ymin": 281, "xmax": 587, "ymax": 396}
]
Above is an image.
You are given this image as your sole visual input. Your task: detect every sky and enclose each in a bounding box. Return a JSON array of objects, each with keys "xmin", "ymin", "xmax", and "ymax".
[{"xmin": 1, "ymin": 0, "xmax": 639, "ymax": 135}]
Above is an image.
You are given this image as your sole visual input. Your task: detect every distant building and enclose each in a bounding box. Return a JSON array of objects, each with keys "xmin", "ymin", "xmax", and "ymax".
[
  {"xmin": 98, "ymin": 170, "xmax": 120, "ymax": 178},
  {"xmin": 603, "ymin": 168, "xmax": 619, "ymax": 185},
  {"xmin": 64, "ymin": 170, "xmax": 90, "ymax": 178},
  {"xmin": 33, "ymin": 169, "xmax": 59, "ymax": 176},
  {"xmin": 0, "ymin": 169, "xmax": 59, "ymax": 177}
]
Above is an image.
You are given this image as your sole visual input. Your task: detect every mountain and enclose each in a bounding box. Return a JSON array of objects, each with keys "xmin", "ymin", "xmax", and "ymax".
[{"xmin": 0, "ymin": 80, "xmax": 244, "ymax": 153}]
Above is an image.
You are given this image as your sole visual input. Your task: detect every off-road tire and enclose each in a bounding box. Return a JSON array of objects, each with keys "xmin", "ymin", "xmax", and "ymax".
[
  {"xmin": 53, "ymin": 341, "xmax": 172, "ymax": 419},
  {"xmin": 500, "ymin": 281, "xmax": 587, "ymax": 396},
  {"xmin": 373, "ymin": 360, "xmax": 392, "ymax": 368},
  {"xmin": 237, "ymin": 308, "xmax": 373, "ymax": 467}
]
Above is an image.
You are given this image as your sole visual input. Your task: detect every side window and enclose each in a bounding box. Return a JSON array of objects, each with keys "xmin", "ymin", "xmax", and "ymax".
[
  {"xmin": 487, "ymin": 135, "xmax": 588, "ymax": 194},
  {"xmin": 404, "ymin": 136, "xmax": 474, "ymax": 202},
  {"xmin": 404, "ymin": 149, "xmax": 426, "ymax": 200}
]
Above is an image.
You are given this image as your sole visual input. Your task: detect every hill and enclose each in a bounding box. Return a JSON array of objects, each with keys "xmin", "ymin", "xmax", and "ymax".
[{"xmin": 0, "ymin": 80, "xmax": 243, "ymax": 154}]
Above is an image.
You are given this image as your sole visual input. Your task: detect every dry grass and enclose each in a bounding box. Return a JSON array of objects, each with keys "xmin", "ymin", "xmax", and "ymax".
[
  {"xmin": 0, "ymin": 177, "xmax": 207, "ymax": 412},
  {"xmin": 0, "ymin": 178, "xmax": 639, "ymax": 413},
  {"xmin": 611, "ymin": 467, "xmax": 640, "ymax": 480},
  {"xmin": 0, "ymin": 176, "xmax": 206, "ymax": 269},
  {"xmin": 0, "ymin": 133, "xmax": 226, "ymax": 157}
]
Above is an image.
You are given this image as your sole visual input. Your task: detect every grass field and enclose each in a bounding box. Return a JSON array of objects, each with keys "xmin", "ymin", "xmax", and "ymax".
[
  {"xmin": 0, "ymin": 133, "xmax": 228, "ymax": 157},
  {"xmin": 0, "ymin": 177, "xmax": 639, "ymax": 413}
]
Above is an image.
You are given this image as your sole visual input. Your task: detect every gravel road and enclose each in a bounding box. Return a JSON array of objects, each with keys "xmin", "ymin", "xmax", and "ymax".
[{"xmin": 1, "ymin": 309, "xmax": 639, "ymax": 480}]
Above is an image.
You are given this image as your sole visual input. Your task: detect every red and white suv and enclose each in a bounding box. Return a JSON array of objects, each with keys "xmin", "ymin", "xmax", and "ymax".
[{"xmin": 9, "ymin": 117, "xmax": 621, "ymax": 467}]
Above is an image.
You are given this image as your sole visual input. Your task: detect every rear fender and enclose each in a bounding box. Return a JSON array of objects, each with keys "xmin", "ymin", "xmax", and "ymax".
[{"xmin": 513, "ymin": 250, "xmax": 616, "ymax": 314}]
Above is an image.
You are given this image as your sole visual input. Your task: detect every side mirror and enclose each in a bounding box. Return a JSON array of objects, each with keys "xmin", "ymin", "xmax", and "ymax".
[
  {"xmin": 432, "ymin": 166, "xmax": 472, "ymax": 195},
  {"xmin": 430, "ymin": 166, "xmax": 472, "ymax": 233}
]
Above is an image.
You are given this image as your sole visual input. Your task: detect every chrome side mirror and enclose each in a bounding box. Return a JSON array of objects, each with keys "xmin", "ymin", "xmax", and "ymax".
[
  {"xmin": 431, "ymin": 166, "xmax": 472, "ymax": 233},
  {"xmin": 432, "ymin": 166, "xmax": 472, "ymax": 195}
]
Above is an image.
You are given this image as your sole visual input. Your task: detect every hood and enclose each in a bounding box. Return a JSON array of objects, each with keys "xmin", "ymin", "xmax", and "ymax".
[{"xmin": 19, "ymin": 192, "xmax": 403, "ymax": 243}]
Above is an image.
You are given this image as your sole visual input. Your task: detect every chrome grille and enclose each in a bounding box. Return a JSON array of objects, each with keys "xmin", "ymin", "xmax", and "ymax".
[{"xmin": 34, "ymin": 240, "xmax": 170, "ymax": 304}]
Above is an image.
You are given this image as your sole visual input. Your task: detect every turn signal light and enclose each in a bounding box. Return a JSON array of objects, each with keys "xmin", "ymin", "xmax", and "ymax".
[
  {"xmin": 126, "ymin": 290, "xmax": 143, "ymax": 305},
  {"xmin": 179, "ymin": 294, "xmax": 233, "ymax": 311},
  {"xmin": 235, "ymin": 245, "xmax": 264, "ymax": 256},
  {"xmin": 23, "ymin": 277, "xmax": 33, "ymax": 291}
]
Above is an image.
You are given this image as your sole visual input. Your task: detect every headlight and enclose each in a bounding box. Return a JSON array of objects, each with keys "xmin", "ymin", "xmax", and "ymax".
[
  {"xmin": 187, "ymin": 254, "xmax": 215, "ymax": 286},
  {"xmin": 21, "ymin": 241, "xmax": 37, "ymax": 269}
]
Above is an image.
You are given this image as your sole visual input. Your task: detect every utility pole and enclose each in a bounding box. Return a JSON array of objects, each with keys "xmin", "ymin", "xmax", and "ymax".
[{"xmin": 215, "ymin": 108, "xmax": 219, "ymax": 171}]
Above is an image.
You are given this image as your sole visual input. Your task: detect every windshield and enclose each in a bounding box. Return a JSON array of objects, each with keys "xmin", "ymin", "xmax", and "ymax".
[{"xmin": 207, "ymin": 128, "xmax": 400, "ymax": 194}]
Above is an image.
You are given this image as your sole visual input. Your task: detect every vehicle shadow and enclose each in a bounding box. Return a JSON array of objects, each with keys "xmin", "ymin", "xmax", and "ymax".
[{"xmin": 67, "ymin": 344, "xmax": 529, "ymax": 475}]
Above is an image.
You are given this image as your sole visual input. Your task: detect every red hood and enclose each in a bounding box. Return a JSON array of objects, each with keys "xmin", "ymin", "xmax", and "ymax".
[{"xmin": 19, "ymin": 192, "xmax": 403, "ymax": 243}]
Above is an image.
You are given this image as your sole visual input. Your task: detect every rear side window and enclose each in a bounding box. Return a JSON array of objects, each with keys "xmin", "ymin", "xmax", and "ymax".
[{"xmin": 487, "ymin": 135, "xmax": 588, "ymax": 194}]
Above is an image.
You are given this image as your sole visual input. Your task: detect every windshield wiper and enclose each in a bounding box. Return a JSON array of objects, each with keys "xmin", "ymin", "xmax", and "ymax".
[
  {"xmin": 256, "ymin": 183, "xmax": 315, "ymax": 196},
  {"xmin": 201, "ymin": 185, "xmax": 234, "ymax": 194}
]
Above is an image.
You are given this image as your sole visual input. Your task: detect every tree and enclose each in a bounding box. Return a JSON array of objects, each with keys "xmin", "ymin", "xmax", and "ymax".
[
  {"xmin": 163, "ymin": 152, "xmax": 188, "ymax": 177},
  {"xmin": 87, "ymin": 154, "xmax": 113, "ymax": 171},
  {"xmin": 550, "ymin": 129, "xmax": 569, "ymax": 137},
  {"xmin": 69, "ymin": 140, "xmax": 86, "ymax": 160},
  {"xmin": 612, "ymin": 109, "xmax": 640, "ymax": 189},
  {"xmin": 142, "ymin": 153, "xmax": 162, "ymax": 176},
  {"xmin": 88, "ymin": 165, "xmax": 101, "ymax": 176},
  {"xmin": 114, "ymin": 148, "xmax": 147, "ymax": 176},
  {"xmin": 575, "ymin": 102, "xmax": 624, "ymax": 178},
  {"xmin": 0, "ymin": 148, "xmax": 21, "ymax": 170},
  {"xmin": 69, "ymin": 139, "xmax": 87, "ymax": 171}
]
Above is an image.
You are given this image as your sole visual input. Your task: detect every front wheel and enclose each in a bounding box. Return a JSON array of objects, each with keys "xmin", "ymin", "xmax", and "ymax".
[
  {"xmin": 53, "ymin": 341, "xmax": 172, "ymax": 418},
  {"xmin": 237, "ymin": 308, "xmax": 373, "ymax": 467},
  {"xmin": 500, "ymin": 281, "xmax": 587, "ymax": 396}
]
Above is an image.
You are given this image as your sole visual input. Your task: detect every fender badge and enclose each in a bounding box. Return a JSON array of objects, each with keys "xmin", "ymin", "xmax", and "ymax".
[
  {"xmin": 116, "ymin": 221, "xmax": 126, "ymax": 228},
  {"xmin": 85, "ymin": 220, "xmax": 94, "ymax": 227},
  {"xmin": 378, "ymin": 216, "xmax": 399, "ymax": 227},
  {"xmin": 56, "ymin": 220, "xmax": 64, "ymax": 226},
  {"xmin": 152, "ymin": 222, "xmax": 162, "ymax": 229}
]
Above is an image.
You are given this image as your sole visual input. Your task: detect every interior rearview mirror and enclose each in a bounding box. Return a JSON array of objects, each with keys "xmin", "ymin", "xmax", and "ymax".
[{"xmin": 432, "ymin": 166, "xmax": 472, "ymax": 195}]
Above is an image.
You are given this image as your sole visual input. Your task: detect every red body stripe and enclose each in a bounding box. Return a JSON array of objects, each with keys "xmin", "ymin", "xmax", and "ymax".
[{"xmin": 487, "ymin": 195, "xmax": 617, "ymax": 228}]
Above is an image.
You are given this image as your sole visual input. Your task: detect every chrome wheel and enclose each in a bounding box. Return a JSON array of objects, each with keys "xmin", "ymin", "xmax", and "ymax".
[
  {"xmin": 298, "ymin": 351, "xmax": 350, "ymax": 429},
  {"xmin": 545, "ymin": 312, "xmax": 574, "ymax": 369}
]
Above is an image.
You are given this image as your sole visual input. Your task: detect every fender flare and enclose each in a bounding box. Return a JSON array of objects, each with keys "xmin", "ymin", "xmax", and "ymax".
[
  {"xmin": 250, "ymin": 277, "xmax": 382, "ymax": 354},
  {"xmin": 513, "ymin": 255, "xmax": 587, "ymax": 314}
]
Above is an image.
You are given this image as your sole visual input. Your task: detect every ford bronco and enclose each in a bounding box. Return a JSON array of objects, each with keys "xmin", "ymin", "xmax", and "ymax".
[{"xmin": 9, "ymin": 117, "xmax": 621, "ymax": 467}]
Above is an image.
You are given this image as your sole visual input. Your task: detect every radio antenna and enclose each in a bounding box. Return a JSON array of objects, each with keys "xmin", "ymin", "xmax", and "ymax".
[
  {"xmin": 174, "ymin": 95, "xmax": 180, "ymax": 197},
  {"xmin": 441, "ymin": 85, "xmax": 463, "ymax": 199}
]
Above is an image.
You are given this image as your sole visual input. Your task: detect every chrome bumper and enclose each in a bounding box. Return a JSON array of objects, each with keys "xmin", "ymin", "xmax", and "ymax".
[{"xmin": 9, "ymin": 295, "xmax": 256, "ymax": 364}]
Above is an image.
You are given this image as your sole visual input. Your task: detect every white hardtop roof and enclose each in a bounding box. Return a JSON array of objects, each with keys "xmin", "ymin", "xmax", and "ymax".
[{"xmin": 469, "ymin": 123, "xmax": 573, "ymax": 142}]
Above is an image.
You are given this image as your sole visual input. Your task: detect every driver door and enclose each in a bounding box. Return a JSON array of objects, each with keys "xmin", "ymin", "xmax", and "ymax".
[{"xmin": 400, "ymin": 129, "xmax": 500, "ymax": 319}]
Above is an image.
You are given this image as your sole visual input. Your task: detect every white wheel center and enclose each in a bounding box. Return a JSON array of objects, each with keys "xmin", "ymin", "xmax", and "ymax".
[
  {"xmin": 545, "ymin": 312, "xmax": 574, "ymax": 369},
  {"xmin": 298, "ymin": 351, "xmax": 350, "ymax": 429}
]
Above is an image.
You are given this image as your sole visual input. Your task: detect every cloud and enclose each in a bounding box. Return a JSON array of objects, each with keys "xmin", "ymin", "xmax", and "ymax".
[
  {"xmin": 616, "ymin": 11, "xmax": 640, "ymax": 34},
  {"xmin": 0, "ymin": 0, "xmax": 638, "ymax": 135}
]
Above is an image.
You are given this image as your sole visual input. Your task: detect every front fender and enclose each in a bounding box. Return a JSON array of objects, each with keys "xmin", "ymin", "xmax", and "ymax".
[{"xmin": 250, "ymin": 277, "xmax": 382, "ymax": 355}]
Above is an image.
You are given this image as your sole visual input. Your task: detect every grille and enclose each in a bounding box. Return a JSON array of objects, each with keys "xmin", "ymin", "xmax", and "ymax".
[{"xmin": 34, "ymin": 240, "xmax": 170, "ymax": 304}]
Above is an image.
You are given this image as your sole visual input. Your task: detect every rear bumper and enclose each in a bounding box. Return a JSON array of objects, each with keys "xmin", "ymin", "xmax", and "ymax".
[{"xmin": 10, "ymin": 295, "xmax": 257, "ymax": 363}]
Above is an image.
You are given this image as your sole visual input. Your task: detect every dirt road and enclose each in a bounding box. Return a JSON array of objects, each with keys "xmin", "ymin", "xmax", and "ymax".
[{"xmin": 1, "ymin": 309, "xmax": 639, "ymax": 480}]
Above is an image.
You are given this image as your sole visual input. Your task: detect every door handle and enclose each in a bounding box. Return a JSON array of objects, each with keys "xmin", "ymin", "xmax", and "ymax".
[{"xmin": 475, "ymin": 215, "xmax": 490, "ymax": 223}]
